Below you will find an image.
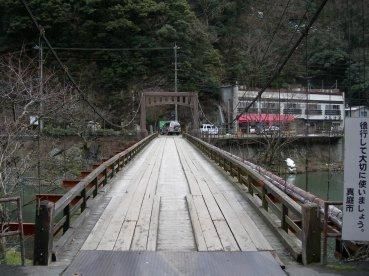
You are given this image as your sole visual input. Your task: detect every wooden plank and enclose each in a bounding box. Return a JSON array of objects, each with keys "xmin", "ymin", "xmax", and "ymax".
[
  {"xmin": 224, "ymin": 192, "xmax": 273, "ymax": 251},
  {"xmin": 147, "ymin": 196, "xmax": 160, "ymax": 251},
  {"xmin": 97, "ymin": 194, "xmax": 130, "ymax": 250},
  {"xmin": 130, "ymin": 141, "xmax": 163, "ymax": 250},
  {"xmin": 180, "ymin": 143, "xmax": 241, "ymax": 252},
  {"xmin": 130, "ymin": 197, "xmax": 154, "ymax": 250},
  {"xmin": 179, "ymin": 141, "xmax": 224, "ymax": 221},
  {"xmin": 186, "ymin": 194, "xmax": 207, "ymax": 251},
  {"xmin": 181, "ymin": 142, "xmax": 262, "ymax": 252},
  {"xmin": 212, "ymin": 192, "xmax": 257, "ymax": 251},
  {"xmin": 87, "ymin": 143, "xmax": 159, "ymax": 250},
  {"xmin": 113, "ymin": 220, "xmax": 137, "ymax": 251},
  {"xmin": 81, "ymin": 196, "xmax": 122, "ymax": 250},
  {"xmin": 192, "ymin": 195, "xmax": 223, "ymax": 251},
  {"xmin": 125, "ymin": 157, "xmax": 156, "ymax": 221},
  {"xmin": 176, "ymin": 141, "xmax": 202, "ymax": 196},
  {"xmin": 144, "ymin": 140, "xmax": 164, "ymax": 200},
  {"xmin": 113, "ymin": 143, "xmax": 163, "ymax": 251},
  {"xmin": 213, "ymin": 220, "xmax": 240, "ymax": 251}
]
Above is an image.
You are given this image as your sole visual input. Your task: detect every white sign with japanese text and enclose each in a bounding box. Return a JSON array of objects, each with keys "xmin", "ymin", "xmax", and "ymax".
[{"xmin": 343, "ymin": 117, "xmax": 369, "ymax": 241}]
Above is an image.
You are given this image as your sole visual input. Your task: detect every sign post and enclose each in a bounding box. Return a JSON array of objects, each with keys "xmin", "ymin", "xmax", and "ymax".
[{"xmin": 342, "ymin": 117, "xmax": 369, "ymax": 241}]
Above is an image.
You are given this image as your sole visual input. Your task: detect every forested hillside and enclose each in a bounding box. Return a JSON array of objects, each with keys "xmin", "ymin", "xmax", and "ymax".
[{"xmin": 0, "ymin": 0, "xmax": 368, "ymax": 116}]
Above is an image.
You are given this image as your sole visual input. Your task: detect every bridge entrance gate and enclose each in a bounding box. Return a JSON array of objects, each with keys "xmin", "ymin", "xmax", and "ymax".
[{"xmin": 140, "ymin": 92, "xmax": 199, "ymax": 134}]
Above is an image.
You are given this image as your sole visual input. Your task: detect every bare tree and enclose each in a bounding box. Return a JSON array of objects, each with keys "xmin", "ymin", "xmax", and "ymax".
[{"xmin": 0, "ymin": 53, "xmax": 74, "ymax": 197}]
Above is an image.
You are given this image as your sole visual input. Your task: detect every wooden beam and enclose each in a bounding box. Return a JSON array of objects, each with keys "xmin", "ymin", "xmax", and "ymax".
[
  {"xmin": 302, "ymin": 203, "xmax": 321, "ymax": 264},
  {"xmin": 33, "ymin": 201, "xmax": 54, "ymax": 266},
  {"xmin": 61, "ymin": 180, "xmax": 80, "ymax": 189},
  {"xmin": 36, "ymin": 194, "xmax": 81, "ymax": 206},
  {"xmin": 5, "ymin": 222, "xmax": 35, "ymax": 236}
]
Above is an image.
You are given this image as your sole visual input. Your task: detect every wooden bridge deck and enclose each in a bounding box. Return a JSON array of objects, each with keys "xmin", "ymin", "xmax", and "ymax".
[{"xmin": 81, "ymin": 136, "xmax": 273, "ymax": 253}]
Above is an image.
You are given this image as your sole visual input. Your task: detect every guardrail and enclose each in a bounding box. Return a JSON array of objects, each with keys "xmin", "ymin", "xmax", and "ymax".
[
  {"xmin": 184, "ymin": 133, "xmax": 321, "ymax": 264},
  {"xmin": 33, "ymin": 133, "xmax": 157, "ymax": 265}
]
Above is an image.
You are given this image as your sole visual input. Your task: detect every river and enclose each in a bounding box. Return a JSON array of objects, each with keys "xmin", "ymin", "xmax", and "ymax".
[{"xmin": 286, "ymin": 171, "xmax": 343, "ymax": 201}]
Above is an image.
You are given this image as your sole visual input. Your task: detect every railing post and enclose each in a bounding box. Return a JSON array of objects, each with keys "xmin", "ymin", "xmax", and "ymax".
[
  {"xmin": 81, "ymin": 188, "xmax": 86, "ymax": 212},
  {"xmin": 237, "ymin": 167, "xmax": 241, "ymax": 182},
  {"xmin": 281, "ymin": 204, "xmax": 288, "ymax": 232},
  {"xmin": 302, "ymin": 203, "xmax": 321, "ymax": 264},
  {"xmin": 262, "ymin": 186, "xmax": 268, "ymax": 210},
  {"xmin": 103, "ymin": 168, "xmax": 108, "ymax": 186},
  {"xmin": 33, "ymin": 201, "xmax": 54, "ymax": 265},
  {"xmin": 248, "ymin": 179, "xmax": 254, "ymax": 196},
  {"xmin": 63, "ymin": 204, "xmax": 70, "ymax": 234},
  {"xmin": 111, "ymin": 163, "xmax": 115, "ymax": 177},
  {"xmin": 93, "ymin": 177, "xmax": 98, "ymax": 197}
]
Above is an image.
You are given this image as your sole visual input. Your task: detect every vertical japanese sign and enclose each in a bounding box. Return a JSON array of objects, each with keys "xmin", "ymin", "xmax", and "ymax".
[{"xmin": 343, "ymin": 117, "xmax": 369, "ymax": 241}]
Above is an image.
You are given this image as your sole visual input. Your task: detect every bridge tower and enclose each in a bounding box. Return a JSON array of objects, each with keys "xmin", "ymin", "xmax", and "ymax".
[{"xmin": 140, "ymin": 92, "xmax": 199, "ymax": 135}]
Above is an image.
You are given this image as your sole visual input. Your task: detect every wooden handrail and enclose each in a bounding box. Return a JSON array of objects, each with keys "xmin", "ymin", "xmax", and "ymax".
[
  {"xmin": 33, "ymin": 133, "xmax": 157, "ymax": 265},
  {"xmin": 184, "ymin": 133, "xmax": 321, "ymax": 264},
  {"xmin": 54, "ymin": 134, "xmax": 156, "ymax": 214}
]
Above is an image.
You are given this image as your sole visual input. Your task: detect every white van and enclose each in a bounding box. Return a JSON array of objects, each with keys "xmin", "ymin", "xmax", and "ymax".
[
  {"xmin": 167, "ymin": 121, "xmax": 181, "ymax": 135},
  {"xmin": 200, "ymin": 124, "xmax": 219, "ymax": 135}
]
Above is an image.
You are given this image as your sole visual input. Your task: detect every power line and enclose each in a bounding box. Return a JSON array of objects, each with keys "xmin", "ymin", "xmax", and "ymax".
[
  {"xmin": 52, "ymin": 47, "xmax": 173, "ymax": 51},
  {"xmin": 233, "ymin": 0, "xmax": 330, "ymax": 123},
  {"xmin": 19, "ymin": 0, "xmax": 135, "ymax": 129},
  {"xmin": 232, "ymin": 0, "xmax": 298, "ymax": 117},
  {"xmin": 259, "ymin": 0, "xmax": 292, "ymax": 65}
]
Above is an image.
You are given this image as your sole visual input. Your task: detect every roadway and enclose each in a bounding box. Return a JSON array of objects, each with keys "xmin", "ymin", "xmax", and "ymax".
[{"xmin": 63, "ymin": 136, "xmax": 286, "ymax": 275}]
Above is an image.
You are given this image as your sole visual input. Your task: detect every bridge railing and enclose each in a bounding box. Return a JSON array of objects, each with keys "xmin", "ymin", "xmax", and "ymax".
[
  {"xmin": 33, "ymin": 133, "xmax": 157, "ymax": 265},
  {"xmin": 184, "ymin": 133, "xmax": 321, "ymax": 264}
]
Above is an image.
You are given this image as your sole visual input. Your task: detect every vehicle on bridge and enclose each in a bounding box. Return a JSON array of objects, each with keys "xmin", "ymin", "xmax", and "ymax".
[
  {"xmin": 161, "ymin": 121, "xmax": 181, "ymax": 135},
  {"xmin": 200, "ymin": 124, "xmax": 219, "ymax": 135},
  {"xmin": 260, "ymin": 125, "xmax": 280, "ymax": 135}
]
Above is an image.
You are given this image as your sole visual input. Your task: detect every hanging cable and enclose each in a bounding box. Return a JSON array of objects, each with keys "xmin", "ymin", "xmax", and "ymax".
[
  {"xmin": 231, "ymin": 7, "xmax": 309, "ymax": 121},
  {"xmin": 233, "ymin": 0, "xmax": 329, "ymax": 124},
  {"xmin": 232, "ymin": 0, "xmax": 292, "ymax": 116},
  {"xmin": 121, "ymin": 96, "xmax": 142, "ymax": 128},
  {"xmin": 20, "ymin": 0, "xmax": 136, "ymax": 129},
  {"xmin": 198, "ymin": 101, "xmax": 215, "ymax": 125}
]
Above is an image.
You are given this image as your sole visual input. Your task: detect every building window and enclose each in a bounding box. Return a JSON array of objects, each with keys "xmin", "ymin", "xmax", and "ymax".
[
  {"xmin": 283, "ymin": 102, "xmax": 302, "ymax": 114},
  {"xmin": 286, "ymin": 103, "xmax": 300, "ymax": 109},
  {"xmin": 306, "ymin": 104, "xmax": 322, "ymax": 115},
  {"xmin": 325, "ymin": 104, "xmax": 341, "ymax": 115},
  {"xmin": 361, "ymin": 111, "xmax": 368, "ymax": 117}
]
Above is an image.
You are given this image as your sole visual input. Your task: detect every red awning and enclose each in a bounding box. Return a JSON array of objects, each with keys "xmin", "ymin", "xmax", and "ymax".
[{"xmin": 238, "ymin": 113, "xmax": 295, "ymax": 124}]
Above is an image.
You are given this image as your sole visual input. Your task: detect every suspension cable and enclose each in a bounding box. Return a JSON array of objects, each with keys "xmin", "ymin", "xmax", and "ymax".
[
  {"xmin": 232, "ymin": 0, "xmax": 292, "ymax": 116},
  {"xmin": 233, "ymin": 0, "xmax": 329, "ymax": 124},
  {"xmin": 20, "ymin": 0, "xmax": 136, "ymax": 129},
  {"xmin": 198, "ymin": 101, "xmax": 215, "ymax": 125}
]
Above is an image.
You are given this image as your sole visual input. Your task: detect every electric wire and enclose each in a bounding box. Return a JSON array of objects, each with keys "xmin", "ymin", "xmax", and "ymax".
[
  {"xmin": 52, "ymin": 47, "xmax": 173, "ymax": 51},
  {"xmin": 233, "ymin": 0, "xmax": 329, "ymax": 124},
  {"xmin": 20, "ymin": 0, "xmax": 138, "ymax": 129},
  {"xmin": 231, "ymin": 0, "xmax": 292, "ymax": 117}
]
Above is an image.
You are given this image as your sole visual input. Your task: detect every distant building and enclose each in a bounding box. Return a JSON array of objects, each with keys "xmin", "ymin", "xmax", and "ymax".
[
  {"xmin": 345, "ymin": 106, "xmax": 369, "ymax": 118},
  {"xmin": 220, "ymin": 85, "xmax": 345, "ymax": 133}
]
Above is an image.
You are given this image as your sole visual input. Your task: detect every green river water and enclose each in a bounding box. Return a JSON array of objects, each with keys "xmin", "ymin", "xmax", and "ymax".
[{"xmin": 286, "ymin": 171, "xmax": 344, "ymax": 201}]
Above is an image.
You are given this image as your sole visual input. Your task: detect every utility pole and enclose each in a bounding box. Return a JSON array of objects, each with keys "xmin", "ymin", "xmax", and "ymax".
[
  {"xmin": 35, "ymin": 37, "xmax": 44, "ymax": 131},
  {"xmin": 174, "ymin": 43, "xmax": 179, "ymax": 121}
]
